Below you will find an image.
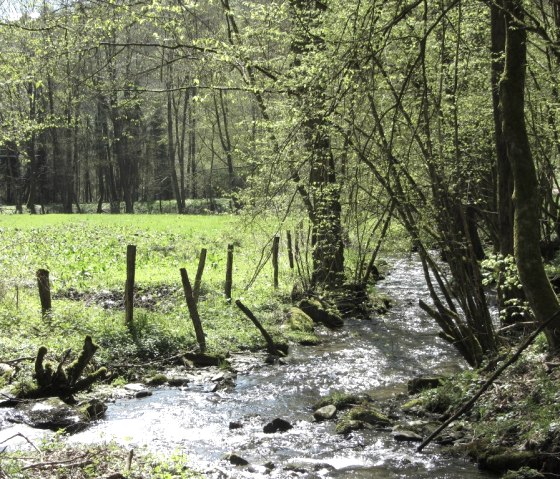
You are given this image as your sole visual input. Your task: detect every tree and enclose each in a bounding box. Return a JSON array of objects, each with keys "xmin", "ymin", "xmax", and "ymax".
[{"xmin": 500, "ymin": 0, "xmax": 560, "ymax": 351}]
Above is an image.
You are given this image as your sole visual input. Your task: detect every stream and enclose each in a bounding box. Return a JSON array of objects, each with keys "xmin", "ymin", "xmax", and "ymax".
[{"xmin": 68, "ymin": 255, "xmax": 492, "ymax": 478}]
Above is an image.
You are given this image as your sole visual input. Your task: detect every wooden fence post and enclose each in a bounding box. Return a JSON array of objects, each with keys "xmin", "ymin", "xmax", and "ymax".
[
  {"xmin": 235, "ymin": 300, "xmax": 277, "ymax": 354},
  {"xmin": 36, "ymin": 269, "xmax": 51, "ymax": 315},
  {"xmin": 193, "ymin": 248, "xmax": 207, "ymax": 303},
  {"xmin": 272, "ymin": 235, "xmax": 280, "ymax": 289},
  {"xmin": 124, "ymin": 245, "xmax": 136, "ymax": 327},
  {"xmin": 225, "ymin": 244, "xmax": 234, "ymax": 301},
  {"xmin": 180, "ymin": 268, "xmax": 206, "ymax": 352},
  {"xmin": 286, "ymin": 231, "xmax": 294, "ymax": 269}
]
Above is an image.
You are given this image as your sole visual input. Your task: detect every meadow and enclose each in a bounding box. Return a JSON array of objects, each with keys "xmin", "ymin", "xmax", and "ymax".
[{"xmin": 0, "ymin": 213, "xmax": 311, "ymax": 387}]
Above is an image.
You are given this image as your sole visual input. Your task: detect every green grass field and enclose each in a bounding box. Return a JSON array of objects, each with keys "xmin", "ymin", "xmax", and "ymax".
[{"xmin": 0, "ymin": 214, "xmax": 312, "ymax": 386}]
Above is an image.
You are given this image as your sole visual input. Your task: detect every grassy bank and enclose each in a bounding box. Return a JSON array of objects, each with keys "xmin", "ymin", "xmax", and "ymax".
[
  {"xmin": 0, "ymin": 214, "xmax": 313, "ymax": 388},
  {"xmin": 403, "ymin": 334, "xmax": 560, "ymax": 478},
  {"xmin": 0, "ymin": 440, "xmax": 203, "ymax": 479}
]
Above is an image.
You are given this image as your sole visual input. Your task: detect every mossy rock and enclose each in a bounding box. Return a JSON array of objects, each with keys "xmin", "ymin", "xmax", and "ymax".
[
  {"xmin": 313, "ymin": 392, "xmax": 363, "ymax": 411},
  {"xmin": 480, "ymin": 450, "xmax": 539, "ymax": 474},
  {"xmin": 183, "ymin": 352, "xmax": 228, "ymax": 367},
  {"xmin": 79, "ymin": 399, "xmax": 107, "ymax": 420},
  {"xmin": 298, "ymin": 298, "xmax": 343, "ymax": 329},
  {"xmin": 346, "ymin": 405, "xmax": 391, "ymax": 427},
  {"xmin": 285, "ymin": 307, "xmax": 314, "ymax": 333},
  {"xmin": 370, "ymin": 293, "xmax": 394, "ymax": 314},
  {"xmin": 147, "ymin": 374, "xmax": 168, "ymax": 386},
  {"xmin": 335, "ymin": 419, "xmax": 366, "ymax": 435},
  {"xmin": 502, "ymin": 467, "xmax": 545, "ymax": 479},
  {"xmin": 407, "ymin": 376, "xmax": 443, "ymax": 395},
  {"xmin": 401, "ymin": 397, "xmax": 425, "ymax": 412}
]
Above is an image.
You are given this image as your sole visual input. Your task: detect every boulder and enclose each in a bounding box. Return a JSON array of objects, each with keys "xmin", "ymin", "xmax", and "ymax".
[
  {"xmin": 123, "ymin": 383, "xmax": 152, "ymax": 399},
  {"xmin": 480, "ymin": 451, "xmax": 539, "ymax": 474},
  {"xmin": 298, "ymin": 299, "xmax": 343, "ymax": 329},
  {"xmin": 392, "ymin": 428, "xmax": 423, "ymax": 442},
  {"xmin": 263, "ymin": 418, "xmax": 293, "ymax": 433},
  {"xmin": 167, "ymin": 377, "xmax": 190, "ymax": 387},
  {"xmin": 407, "ymin": 376, "xmax": 443, "ymax": 395},
  {"xmin": 345, "ymin": 405, "xmax": 391, "ymax": 427},
  {"xmin": 146, "ymin": 374, "xmax": 168, "ymax": 386},
  {"xmin": 224, "ymin": 453, "xmax": 249, "ymax": 466},
  {"xmin": 14, "ymin": 397, "xmax": 90, "ymax": 433},
  {"xmin": 335, "ymin": 419, "xmax": 366, "ymax": 435},
  {"xmin": 314, "ymin": 404, "xmax": 337, "ymax": 421},
  {"xmin": 502, "ymin": 467, "xmax": 545, "ymax": 479},
  {"xmin": 80, "ymin": 399, "xmax": 107, "ymax": 420},
  {"xmin": 285, "ymin": 307, "xmax": 315, "ymax": 333}
]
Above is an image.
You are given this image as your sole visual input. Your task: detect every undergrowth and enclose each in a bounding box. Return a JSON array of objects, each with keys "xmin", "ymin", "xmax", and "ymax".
[{"xmin": 0, "ymin": 214, "xmax": 308, "ymax": 388}]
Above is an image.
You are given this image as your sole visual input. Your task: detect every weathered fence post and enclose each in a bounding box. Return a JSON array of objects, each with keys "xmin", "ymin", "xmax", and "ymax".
[
  {"xmin": 235, "ymin": 300, "xmax": 278, "ymax": 355},
  {"xmin": 36, "ymin": 269, "xmax": 51, "ymax": 315},
  {"xmin": 272, "ymin": 235, "xmax": 280, "ymax": 289},
  {"xmin": 286, "ymin": 231, "xmax": 294, "ymax": 269},
  {"xmin": 225, "ymin": 244, "xmax": 234, "ymax": 301},
  {"xmin": 180, "ymin": 268, "xmax": 206, "ymax": 352},
  {"xmin": 124, "ymin": 245, "xmax": 136, "ymax": 327},
  {"xmin": 193, "ymin": 248, "xmax": 207, "ymax": 303}
]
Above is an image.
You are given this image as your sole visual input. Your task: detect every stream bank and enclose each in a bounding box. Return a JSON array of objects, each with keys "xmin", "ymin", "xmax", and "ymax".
[{"xmin": 61, "ymin": 255, "xmax": 490, "ymax": 478}]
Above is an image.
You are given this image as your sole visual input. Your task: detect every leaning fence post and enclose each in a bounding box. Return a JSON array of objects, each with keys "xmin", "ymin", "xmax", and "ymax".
[
  {"xmin": 225, "ymin": 244, "xmax": 234, "ymax": 301},
  {"xmin": 193, "ymin": 248, "xmax": 207, "ymax": 303},
  {"xmin": 286, "ymin": 231, "xmax": 294, "ymax": 269},
  {"xmin": 272, "ymin": 235, "xmax": 280, "ymax": 289},
  {"xmin": 235, "ymin": 300, "xmax": 277, "ymax": 355},
  {"xmin": 125, "ymin": 245, "xmax": 136, "ymax": 327},
  {"xmin": 36, "ymin": 269, "xmax": 51, "ymax": 315},
  {"xmin": 180, "ymin": 268, "xmax": 206, "ymax": 352}
]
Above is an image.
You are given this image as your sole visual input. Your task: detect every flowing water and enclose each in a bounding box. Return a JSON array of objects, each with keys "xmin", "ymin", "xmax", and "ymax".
[{"xmin": 67, "ymin": 255, "xmax": 493, "ymax": 478}]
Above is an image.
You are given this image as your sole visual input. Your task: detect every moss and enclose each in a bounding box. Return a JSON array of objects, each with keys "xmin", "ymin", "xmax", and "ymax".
[
  {"xmin": 335, "ymin": 419, "xmax": 366, "ymax": 435},
  {"xmin": 298, "ymin": 298, "xmax": 343, "ymax": 328},
  {"xmin": 502, "ymin": 467, "xmax": 545, "ymax": 479},
  {"xmin": 346, "ymin": 405, "xmax": 391, "ymax": 426},
  {"xmin": 370, "ymin": 292, "xmax": 394, "ymax": 313},
  {"xmin": 285, "ymin": 307, "xmax": 314, "ymax": 333},
  {"xmin": 147, "ymin": 374, "xmax": 168, "ymax": 386},
  {"xmin": 313, "ymin": 392, "xmax": 363, "ymax": 410},
  {"xmin": 401, "ymin": 397, "xmax": 425, "ymax": 412},
  {"xmin": 480, "ymin": 450, "xmax": 539, "ymax": 474}
]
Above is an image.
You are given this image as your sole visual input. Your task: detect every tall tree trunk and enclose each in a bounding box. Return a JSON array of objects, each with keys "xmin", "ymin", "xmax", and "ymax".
[
  {"xmin": 188, "ymin": 86, "xmax": 197, "ymax": 199},
  {"xmin": 290, "ymin": 0, "xmax": 344, "ymax": 289},
  {"xmin": 491, "ymin": 1, "xmax": 514, "ymax": 257},
  {"xmin": 500, "ymin": 0, "xmax": 560, "ymax": 350},
  {"xmin": 167, "ymin": 81, "xmax": 184, "ymax": 213},
  {"xmin": 491, "ymin": 0, "xmax": 525, "ymax": 324},
  {"xmin": 25, "ymin": 83, "xmax": 38, "ymax": 214},
  {"xmin": 214, "ymin": 90, "xmax": 235, "ymax": 190}
]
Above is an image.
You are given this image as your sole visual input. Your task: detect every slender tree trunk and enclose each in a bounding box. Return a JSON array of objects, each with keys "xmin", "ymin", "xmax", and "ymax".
[
  {"xmin": 290, "ymin": 0, "xmax": 345, "ymax": 289},
  {"xmin": 500, "ymin": 0, "xmax": 560, "ymax": 350},
  {"xmin": 25, "ymin": 83, "xmax": 38, "ymax": 214},
  {"xmin": 167, "ymin": 79, "xmax": 184, "ymax": 214},
  {"xmin": 189, "ymin": 86, "xmax": 197, "ymax": 198},
  {"xmin": 491, "ymin": 1, "xmax": 514, "ymax": 256},
  {"xmin": 214, "ymin": 90, "xmax": 235, "ymax": 190}
]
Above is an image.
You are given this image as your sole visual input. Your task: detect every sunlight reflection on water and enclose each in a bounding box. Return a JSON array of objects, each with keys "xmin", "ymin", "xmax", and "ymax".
[{"xmin": 68, "ymin": 254, "xmax": 490, "ymax": 478}]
